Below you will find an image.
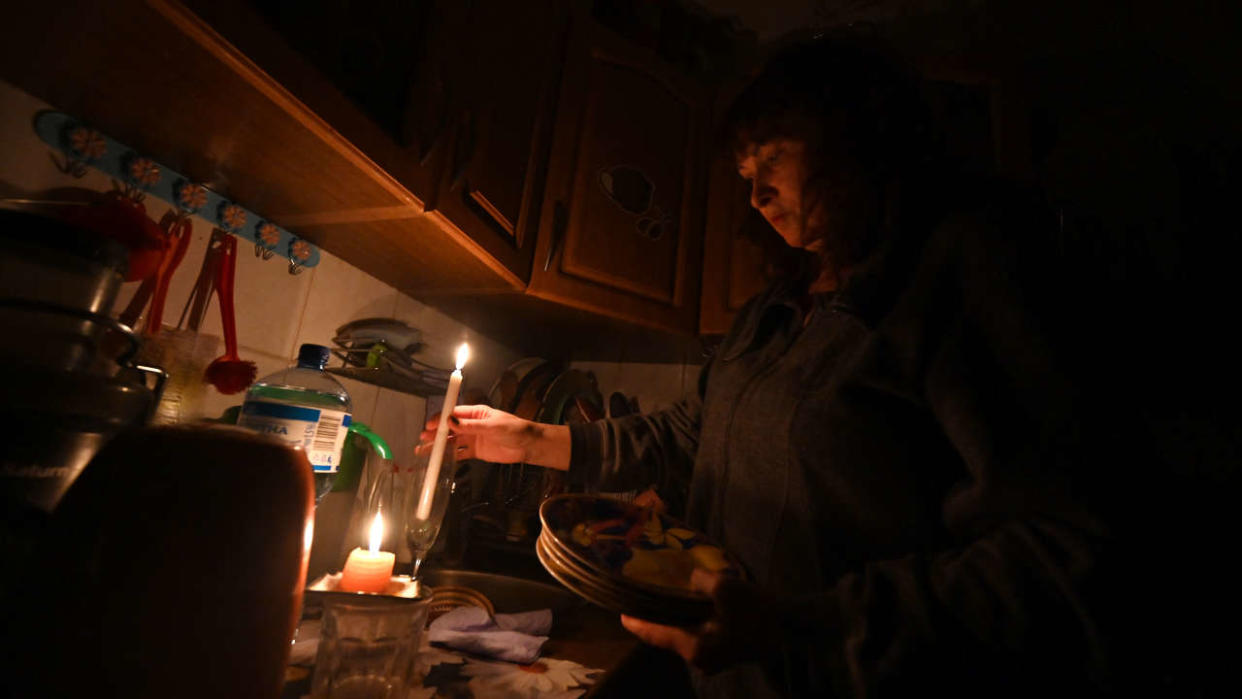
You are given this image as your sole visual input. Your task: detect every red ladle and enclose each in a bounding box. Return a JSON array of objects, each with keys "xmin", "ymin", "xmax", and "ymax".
[{"xmin": 204, "ymin": 233, "xmax": 256, "ymax": 394}]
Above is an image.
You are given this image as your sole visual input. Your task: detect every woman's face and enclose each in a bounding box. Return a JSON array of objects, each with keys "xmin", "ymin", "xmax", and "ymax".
[{"xmin": 736, "ymin": 138, "xmax": 822, "ymax": 250}]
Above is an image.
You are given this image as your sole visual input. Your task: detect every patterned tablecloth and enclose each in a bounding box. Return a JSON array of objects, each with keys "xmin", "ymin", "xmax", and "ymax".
[
  {"xmin": 289, "ymin": 619, "xmax": 605, "ymax": 699},
  {"xmin": 407, "ymin": 636, "xmax": 602, "ymax": 698}
]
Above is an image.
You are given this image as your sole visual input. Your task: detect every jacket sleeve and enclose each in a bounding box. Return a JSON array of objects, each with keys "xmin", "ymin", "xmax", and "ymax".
[
  {"xmin": 780, "ymin": 209, "xmax": 1127, "ymax": 696},
  {"xmin": 565, "ymin": 368, "xmax": 705, "ymax": 515}
]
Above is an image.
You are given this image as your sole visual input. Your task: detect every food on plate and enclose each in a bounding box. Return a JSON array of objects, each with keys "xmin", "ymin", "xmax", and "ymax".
[
  {"xmin": 622, "ymin": 548, "xmax": 695, "ymax": 590},
  {"xmin": 688, "ymin": 544, "xmax": 729, "ymax": 572}
]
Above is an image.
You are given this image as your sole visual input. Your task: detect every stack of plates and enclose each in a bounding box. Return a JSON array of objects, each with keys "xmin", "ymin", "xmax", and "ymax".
[{"xmin": 536, "ymin": 494, "xmax": 743, "ymax": 625}]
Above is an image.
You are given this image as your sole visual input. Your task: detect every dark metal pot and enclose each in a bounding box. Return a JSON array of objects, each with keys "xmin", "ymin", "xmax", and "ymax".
[{"xmin": 0, "ymin": 208, "xmax": 131, "ymax": 374}]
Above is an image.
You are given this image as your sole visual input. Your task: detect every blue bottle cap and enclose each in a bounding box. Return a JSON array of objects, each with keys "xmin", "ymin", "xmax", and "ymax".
[{"xmin": 298, "ymin": 343, "xmax": 331, "ymax": 367}]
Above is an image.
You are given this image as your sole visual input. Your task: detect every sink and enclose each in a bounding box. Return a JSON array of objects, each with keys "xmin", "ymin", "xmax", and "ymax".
[{"xmin": 420, "ymin": 568, "xmax": 581, "ymax": 616}]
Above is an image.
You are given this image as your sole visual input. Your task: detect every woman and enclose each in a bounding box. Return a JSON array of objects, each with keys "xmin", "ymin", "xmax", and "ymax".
[{"xmin": 425, "ymin": 38, "xmax": 1128, "ymax": 697}]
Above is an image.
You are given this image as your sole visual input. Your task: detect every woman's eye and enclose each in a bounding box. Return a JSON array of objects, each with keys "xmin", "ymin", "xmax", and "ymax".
[{"xmin": 763, "ymin": 149, "xmax": 783, "ymax": 165}]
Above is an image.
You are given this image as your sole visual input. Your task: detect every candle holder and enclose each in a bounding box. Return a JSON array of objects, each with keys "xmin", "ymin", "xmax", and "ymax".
[
  {"xmin": 304, "ymin": 573, "xmax": 431, "ymax": 699},
  {"xmin": 306, "ymin": 572, "xmax": 429, "ymax": 602},
  {"xmin": 402, "ymin": 435, "xmax": 457, "ymax": 580}
]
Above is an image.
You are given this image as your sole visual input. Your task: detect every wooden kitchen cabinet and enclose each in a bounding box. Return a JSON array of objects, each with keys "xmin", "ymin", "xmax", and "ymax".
[
  {"xmin": 186, "ymin": 0, "xmax": 464, "ymax": 213},
  {"xmin": 193, "ymin": 0, "xmax": 570, "ymax": 285},
  {"xmin": 184, "ymin": 0, "xmax": 447, "ymax": 206},
  {"xmin": 427, "ymin": 0, "xmax": 570, "ymax": 284},
  {"xmin": 529, "ymin": 18, "xmax": 708, "ymax": 334}
]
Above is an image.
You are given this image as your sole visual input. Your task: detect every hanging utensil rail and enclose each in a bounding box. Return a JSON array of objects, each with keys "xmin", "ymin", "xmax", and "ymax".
[{"xmin": 33, "ymin": 110, "xmax": 321, "ymax": 273}]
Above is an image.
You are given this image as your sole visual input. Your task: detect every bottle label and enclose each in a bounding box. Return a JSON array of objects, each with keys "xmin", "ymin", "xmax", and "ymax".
[{"xmin": 237, "ymin": 401, "xmax": 352, "ymax": 472}]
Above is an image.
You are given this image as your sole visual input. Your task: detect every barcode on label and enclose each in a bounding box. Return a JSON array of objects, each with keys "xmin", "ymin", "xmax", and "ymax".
[{"xmin": 312, "ymin": 414, "xmax": 343, "ymax": 452}]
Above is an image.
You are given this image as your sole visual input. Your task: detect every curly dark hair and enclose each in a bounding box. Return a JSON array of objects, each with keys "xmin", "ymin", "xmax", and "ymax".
[{"xmin": 723, "ymin": 35, "xmax": 939, "ymax": 286}]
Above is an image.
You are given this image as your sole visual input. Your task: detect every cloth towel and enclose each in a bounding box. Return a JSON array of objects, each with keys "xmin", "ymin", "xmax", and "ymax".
[{"xmin": 428, "ymin": 606, "xmax": 552, "ymax": 664}]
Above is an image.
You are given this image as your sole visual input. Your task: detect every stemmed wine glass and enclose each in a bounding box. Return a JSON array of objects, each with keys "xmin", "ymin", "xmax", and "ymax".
[{"xmin": 402, "ymin": 435, "xmax": 456, "ymax": 580}]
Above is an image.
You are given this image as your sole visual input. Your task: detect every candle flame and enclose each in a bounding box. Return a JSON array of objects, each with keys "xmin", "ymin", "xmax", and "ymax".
[
  {"xmin": 368, "ymin": 512, "xmax": 384, "ymax": 554},
  {"xmin": 455, "ymin": 343, "xmax": 470, "ymax": 370}
]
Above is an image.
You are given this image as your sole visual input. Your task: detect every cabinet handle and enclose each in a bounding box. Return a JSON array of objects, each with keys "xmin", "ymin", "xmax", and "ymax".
[{"xmin": 543, "ymin": 200, "xmax": 568, "ymax": 272}]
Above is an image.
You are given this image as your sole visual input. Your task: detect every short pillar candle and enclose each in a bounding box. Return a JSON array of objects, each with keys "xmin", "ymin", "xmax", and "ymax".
[{"xmin": 338, "ymin": 513, "xmax": 395, "ymax": 593}]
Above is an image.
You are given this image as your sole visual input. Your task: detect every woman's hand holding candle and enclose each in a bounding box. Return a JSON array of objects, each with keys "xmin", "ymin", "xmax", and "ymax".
[
  {"xmin": 338, "ymin": 513, "xmax": 395, "ymax": 593},
  {"xmin": 421, "ymin": 405, "xmax": 572, "ymax": 471}
]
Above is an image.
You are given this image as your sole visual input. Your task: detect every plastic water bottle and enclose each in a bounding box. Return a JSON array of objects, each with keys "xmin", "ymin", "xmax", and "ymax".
[{"xmin": 236, "ymin": 344, "xmax": 352, "ymax": 502}]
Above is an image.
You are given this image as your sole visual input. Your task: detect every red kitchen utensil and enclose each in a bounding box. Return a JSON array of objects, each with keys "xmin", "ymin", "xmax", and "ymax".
[
  {"xmin": 61, "ymin": 193, "xmax": 166, "ymax": 281},
  {"xmin": 203, "ymin": 233, "xmax": 256, "ymax": 394},
  {"xmin": 144, "ymin": 212, "xmax": 194, "ymax": 335}
]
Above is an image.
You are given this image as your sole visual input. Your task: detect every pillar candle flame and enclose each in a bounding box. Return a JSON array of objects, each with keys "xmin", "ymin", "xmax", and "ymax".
[{"xmin": 368, "ymin": 512, "xmax": 383, "ymax": 554}]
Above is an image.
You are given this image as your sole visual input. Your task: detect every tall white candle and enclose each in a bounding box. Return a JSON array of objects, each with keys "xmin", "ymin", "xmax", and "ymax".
[{"xmin": 417, "ymin": 343, "xmax": 469, "ymax": 520}]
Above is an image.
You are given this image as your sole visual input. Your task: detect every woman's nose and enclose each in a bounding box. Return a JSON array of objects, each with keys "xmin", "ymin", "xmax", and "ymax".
[{"xmin": 750, "ymin": 178, "xmax": 775, "ymax": 210}]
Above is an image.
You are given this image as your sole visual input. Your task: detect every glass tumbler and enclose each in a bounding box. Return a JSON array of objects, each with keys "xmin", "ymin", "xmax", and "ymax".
[
  {"xmin": 310, "ymin": 595, "xmax": 430, "ymax": 699},
  {"xmin": 402, "ymin": 435, "xmax": 456, "ymax": 579}
]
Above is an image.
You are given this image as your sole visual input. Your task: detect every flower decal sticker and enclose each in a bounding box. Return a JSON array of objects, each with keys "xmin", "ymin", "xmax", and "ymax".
[
  {"xmin": 68, "ymin": 127, "xmax": 106, "ymax": 160},
  {"xmin": 258, "ymin": 222, "xmax": 280, "ymax": 248},
  {"xmin": 291, "ymin": 239, "xmax": 311, "ymax": 261},
  {"xmin": 127, "ymin": 157, "xmax": 161, "ymax": 188},
  {"xmin": 287, "ymin": 238, "xmax": 313, "ymax": 274},
  {"xmin": 176, "ymin": 181, "xmax": 207, "ymax": 213},
  {"xmin": 219, "ymin": 203, "xmax": 247, "ymax": 231},
  {"xmin": 254, "ymin": 221, "xmax": 282, "ymax": 260}
]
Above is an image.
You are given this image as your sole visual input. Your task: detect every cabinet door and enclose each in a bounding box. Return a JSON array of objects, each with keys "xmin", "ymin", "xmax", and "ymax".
[
  {"xmin": 187, "ymin": 0, "xmax": 444, "ymax": 204},
  {"xmin": 429, "ymin": 0, "xmax": 568, "ymax": 283},
  {"xmin": 698, "ymin": 151, "xmax": 767, "ymax": 335},
  {"xmin": 530, "ymin": 20, "xmax": 707, "ymax": 334}
]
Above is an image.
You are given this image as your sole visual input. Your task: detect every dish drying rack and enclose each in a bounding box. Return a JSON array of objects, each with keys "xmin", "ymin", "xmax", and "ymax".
[{"xmin": 326, "ymin": 333, "xmax": 451, "ymax": 397}]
